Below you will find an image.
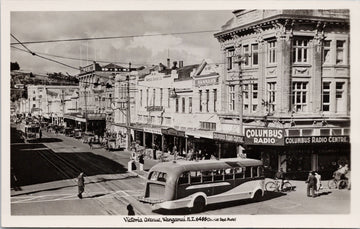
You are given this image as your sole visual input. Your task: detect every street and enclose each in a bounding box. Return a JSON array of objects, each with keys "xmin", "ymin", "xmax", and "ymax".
[{"xmin": 11, "ymin": 127, "xmax": 350, "ymax": 215}]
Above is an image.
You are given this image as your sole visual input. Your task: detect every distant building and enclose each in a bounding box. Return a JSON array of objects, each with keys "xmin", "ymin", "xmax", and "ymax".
[
  {"xmin": 27, "ymin": 85, "xmax": 79, "ymax": 125},
  {"xmin": 214, "ymin": 9, "xmax": 350, "ymax": 179}
]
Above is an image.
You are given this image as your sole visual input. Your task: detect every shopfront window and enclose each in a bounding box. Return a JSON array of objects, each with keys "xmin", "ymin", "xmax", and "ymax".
[{"xmin": 286, "ymin": 152, "xmax": 311, "ymax": 172}]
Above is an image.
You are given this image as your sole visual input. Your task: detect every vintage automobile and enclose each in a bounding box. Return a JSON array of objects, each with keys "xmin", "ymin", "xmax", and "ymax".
[
  {"xmin": 64, "ymin": 127, "xmax": 74, "ymax": 137},
  {"xmin": 73, "ymin": 129, "xmax": 83, "ymax": 139}
]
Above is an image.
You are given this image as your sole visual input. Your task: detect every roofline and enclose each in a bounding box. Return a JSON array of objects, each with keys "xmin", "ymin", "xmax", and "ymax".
[{"xmin": 214, "ymin": 14, "xmax": 349, "ymax": 38}]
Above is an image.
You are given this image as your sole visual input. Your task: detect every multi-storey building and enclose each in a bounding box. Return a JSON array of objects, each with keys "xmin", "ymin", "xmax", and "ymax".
[
  {"xmin": 214, "ymin": 10, "xmax": 350, "ymax": 179},
  {"xmin": 74, "ymin": 62, "xmax": 136, "ymax": 136},
  {"xmin": 132, "ymin": 60, "xmax": 227, "ymax": 158},
  {"xmin": 27, "ymin": 85, "xmax": 79, "ymax": 125}
]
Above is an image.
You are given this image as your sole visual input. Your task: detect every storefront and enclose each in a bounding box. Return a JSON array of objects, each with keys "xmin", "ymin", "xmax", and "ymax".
[
  {"xmin": 244, "ymin": 127, "xmax": 351, "ymax": 180},
  {"xmin": 161, "ymin": 128, "xmax": 186, "ymax": 156},
  {"xmin": 213, "ymin": 132, "xmax": 244, "ymax": 158}
]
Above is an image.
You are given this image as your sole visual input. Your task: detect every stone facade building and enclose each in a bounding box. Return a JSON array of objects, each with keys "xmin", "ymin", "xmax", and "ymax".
[{"xmin": 214, "ymin": 10, "xmax": 350, "ymax": 179}]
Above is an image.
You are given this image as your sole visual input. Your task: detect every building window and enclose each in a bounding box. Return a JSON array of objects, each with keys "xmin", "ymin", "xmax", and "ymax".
[
  {"xmin": 252, "ymin": 83, "xmax": 258, "ymax": 99},
  {"xmin": 292, "ymin": 82, "xmax": 308, "ymax": 112},
  {"xmin": 33, "ymin": 97, "xmax": 36, "ymax": 101},
  {"xmin": 189, "ymin": 97, "xmax": 192, "ymax": 113},
  {"xmin": 33, "ymin": 104, "xmax": 36, "ymax": 108},
  {"xmin": 199, "ymin": 90, "xmax": 203, "ymax": 112},
  {"xmin": 140, "ymin": 89, "xmax": 142, "ymax": 107},
  {"xmin": 153, "ymin": 89, "xmax": 156, "ymax": 106},
  {"xmin": 146, "ymin": 88, "xmax": 149, "ymax": 107},
  {"xmin": 323, "ymin": 40, "xmax": 331, "ymax": 63},
  {"xmin": 336, "ymin": 40, "xmax": 345, "ymax": 64},
  {"xmin": 213, "ymin": 89, "xmax": 217, "ymax": 112},
  {"xmin": 243, "ymin": 84, "xmax": 249, "ymax": 99},
  {"xmin": 182, "ymin": 97, "xmax": 186, "ymax": 113},
  {"xmin": 293, "ymin": 39, "xmax": 309, "ymax": 63},
  {"xmin": 322, "ymin": 82, "xmax": 330, "ymax": 111},
  {"xmin": 268, "ymin": 40, "xmax": 276, "ymax": 63},
  {"xmin": 160, "ymin": 88, "xmax": 163, "ymax": 107},
  {"xmin": 252, "ymin": 44, "xmax": 259, "ymax": 65},
  {"xmin": 252, "ymin": 104, "xmax": 257, "ymax": 112},
  {"xmin": 243, "ymin": 45, "xmax": 250, "ymax": 66},
  {"xmin": 336, "ymin": 82, "xmax": 344, "ymax": 99},
  {"xmin": 200, "ymin": 122, "xmax": 216, "ymax": 131},
  {"xmin": 175, "ymin": 98, "xmax": 179, "ymax": 113},
  {"xmin": 267, "ymin": 82, "xmax": 276, "ymax": 113},
  {"xmin": 229, "ymin": 85, "xmax": 235, "ymax": 111},
  {"xmin": 226, "ymin": 48, "xmax": 235, "ymax": 70},
  {"xmin": 206, "ymin": 89, "xmax": 210, "ymax": 112},
  {"xmin": 168, "ymin": 88, "xmax": 171, "ymax": 107}
]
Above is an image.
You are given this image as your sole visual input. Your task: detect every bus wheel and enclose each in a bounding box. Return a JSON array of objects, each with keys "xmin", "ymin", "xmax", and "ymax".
[
  {"xmin": 191, "ymin": 196, "xmax": 206, "ymax": 213},
  {"xmin": 253, "ymin": 190, "xmax": 262, "ymax": 201}
]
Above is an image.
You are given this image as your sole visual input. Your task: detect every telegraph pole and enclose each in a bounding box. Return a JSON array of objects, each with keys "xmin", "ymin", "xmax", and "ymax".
[
  {"xmin": 236, "ymin": 54, "xmax": 244, "ymax": 136},
  {"xmin": 126, "ymin": 63, "xmax": 131, "ymax": 150},
  {"xmin": 84, "ymin": 84, "xmax": 88, "ymax": 132}
]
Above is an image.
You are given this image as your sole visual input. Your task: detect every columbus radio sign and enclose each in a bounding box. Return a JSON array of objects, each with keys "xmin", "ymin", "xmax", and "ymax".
[{"xmin": 245, "ymin": 128, "xmax": 284, "ymax": 145}]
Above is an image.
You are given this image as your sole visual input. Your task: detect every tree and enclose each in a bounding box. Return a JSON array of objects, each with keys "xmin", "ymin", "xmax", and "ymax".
[{"xmin": 11, "ymin": 62, "xmax": 20, "ymax": 71}]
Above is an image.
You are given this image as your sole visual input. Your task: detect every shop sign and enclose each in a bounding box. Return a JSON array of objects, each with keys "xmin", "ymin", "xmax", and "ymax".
[
  {"xmin": 195, "ymin": 77, "xmax": 219, "ymax": 87},
  {"xmin": 161, "ymin": 128, "xmax": 185, "ymax": 137},
  {"xmin": 284, "ymin": 136, "xmax": 349, "ymax": 145},
  {"xmin": 245, "ymin": 128, "xmax": 284, "ymax": 145},
  {"xmin": 146, "ymin": 106, "xmax": 164, "ymax": 112},
  {"xmin": 144, "ymin": 127, "xmax": 162, "ymax": 135},
  {"xmin": 213, "ymin": 132, "xmax": 244, "ymax": 143}
]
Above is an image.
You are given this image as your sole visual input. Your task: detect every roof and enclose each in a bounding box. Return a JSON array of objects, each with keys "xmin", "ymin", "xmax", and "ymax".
[
  {"xmin": 176, "ymin": 64, "xmax": 199, "ymax": 80},
  {"xmin": 150, "ymin": 158, "xmax": 263, "ymax": 177},
  {"xmin": 102, "ymin": 63, "xmax": 125, "ymax": 69}
]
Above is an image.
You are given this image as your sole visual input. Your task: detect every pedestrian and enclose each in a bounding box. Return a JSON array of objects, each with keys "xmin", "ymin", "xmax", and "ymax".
[
  {"xmin": 315, "ymin": 172, "xmax": 322, "ymax": 191},
  {"xmin": 305, "ymin": 171, "xmax": 317, "ymax": 198},
  {"xmin": 138, "ymin": 154, "xmax": 144, "ymax": 171},
  {"xmin": 88, "ymin": 137, "xmax": 93, "ymax": 149},
  {"xmin": 77, "ymin": 172, "xmax": 85, "ymax": 199},
  {"xmin": 127, "ymin": 204, "xmax": 135, "ymax": 215},
  {"xmin": 39, "ymin": 129, "xmax": 42, "ymax": 139},
  {"xmin": 275, "ymin": 168, "xmax": 285, "ymax": 191}
]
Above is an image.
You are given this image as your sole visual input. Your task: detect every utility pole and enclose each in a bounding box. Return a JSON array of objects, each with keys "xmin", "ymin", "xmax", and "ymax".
[
  {"xmin": 126, "ymin": 62, "xmax": 132, "ymax": 151},
  {"xmin": 236, "ymin": 54, "xmax": 244, "ymax": 136},
  {"xmin": 84, "ymin": 84, "xmax": 88, "ymax": 132}
]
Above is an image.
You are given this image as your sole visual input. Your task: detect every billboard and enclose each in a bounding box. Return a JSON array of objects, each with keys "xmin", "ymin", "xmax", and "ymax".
[{"xmin": 244, "ymin": 128, "xmax": 284, "ymax": 145}]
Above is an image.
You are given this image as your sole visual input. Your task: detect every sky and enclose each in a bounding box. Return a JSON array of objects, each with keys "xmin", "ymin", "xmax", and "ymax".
[{"xmin": 10, "ymin": 11, "xmax": 233, "ymax": 75}]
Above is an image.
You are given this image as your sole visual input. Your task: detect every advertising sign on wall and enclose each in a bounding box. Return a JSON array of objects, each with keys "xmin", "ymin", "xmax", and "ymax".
[
  {"xmin": 245, "ymin": 128, "xmax": 284, "ymax": 145},
  {"xmin": 213, "ymin": 132, "xmax": 244, "ymax": 143},
  {"xmin": 284, "ymin": 136, "xmax": 350, "ymax": 145}
]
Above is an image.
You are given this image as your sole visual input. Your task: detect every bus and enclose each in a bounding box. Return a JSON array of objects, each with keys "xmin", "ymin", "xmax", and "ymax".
[
  {"xmin": 140, "ymin": 158, "xmax": 265, "ymax": 212},
  {"xmin": 19, "ymin": 122, "xmax": 41, "ymax": 142}
]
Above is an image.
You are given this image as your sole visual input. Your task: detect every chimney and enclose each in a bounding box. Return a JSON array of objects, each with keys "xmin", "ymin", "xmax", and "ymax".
[
  {"xmin": 179, "ymin": 60, "xmax": 184, "ymax": 68},
  {"xmin": 167, "ymin": 58, "xmax": 170, "ymax": 69},
  {"xmin": 172, "ymin": 61, "xmax": 178, "ymax": 69}
]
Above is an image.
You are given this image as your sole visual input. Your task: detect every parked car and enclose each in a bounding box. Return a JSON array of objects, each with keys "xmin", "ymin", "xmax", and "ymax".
[
  {"xmin": 73, "ymin": 129, "xmax": 82, "ymax": 139},
  {"xmin": 64, "ymin": 127, "xmax": 74, "ymax": 137}
]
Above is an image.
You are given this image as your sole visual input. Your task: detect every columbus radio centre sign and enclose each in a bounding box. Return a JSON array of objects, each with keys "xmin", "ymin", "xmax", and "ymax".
[{"xmin": 245, "ymin": 128, "xmax": 284, "ymax": 145}]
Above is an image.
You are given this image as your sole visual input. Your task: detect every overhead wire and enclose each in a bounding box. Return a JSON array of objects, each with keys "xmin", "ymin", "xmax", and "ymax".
[{"xmin": 10, "ymin": 29, "xmax": 219, "ymax": 45}]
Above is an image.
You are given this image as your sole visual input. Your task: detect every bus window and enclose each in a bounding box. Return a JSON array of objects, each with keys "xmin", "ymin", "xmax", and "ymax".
[
  {"xmin": 214, "ymin": 169, "xmax": 224, "ymax": 181},
  {"xmin": 178, "ymin": 172, "xmax": 189, "ymax": 185},
  {"xmin": 224, "ymin": 168, "xmax": 234, "ymax": 180},
  {"xmin": 190, "ymin": 171, "xmax": 201, "ymax": 184},
  {"xmin": 245, "ymin": 167, "xmax": 252, "ymax": 178},
  {"xmin": 234, "ymin": 167, "xmax": 244, "ymax": 179},
  {"xmin": 150, "ymin": 171, "xmax": 159, "ymax": 181},
  {"xmin": 202, "ymin": 170, "xmax": 213, "ymax": 183},
  {"xmin": 252, "ymin": 167, "xmax": 258, "ymax": 177},
  {"xmin": 158, "ymin": 172, "xmax": 167, "ymax": 182}
]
